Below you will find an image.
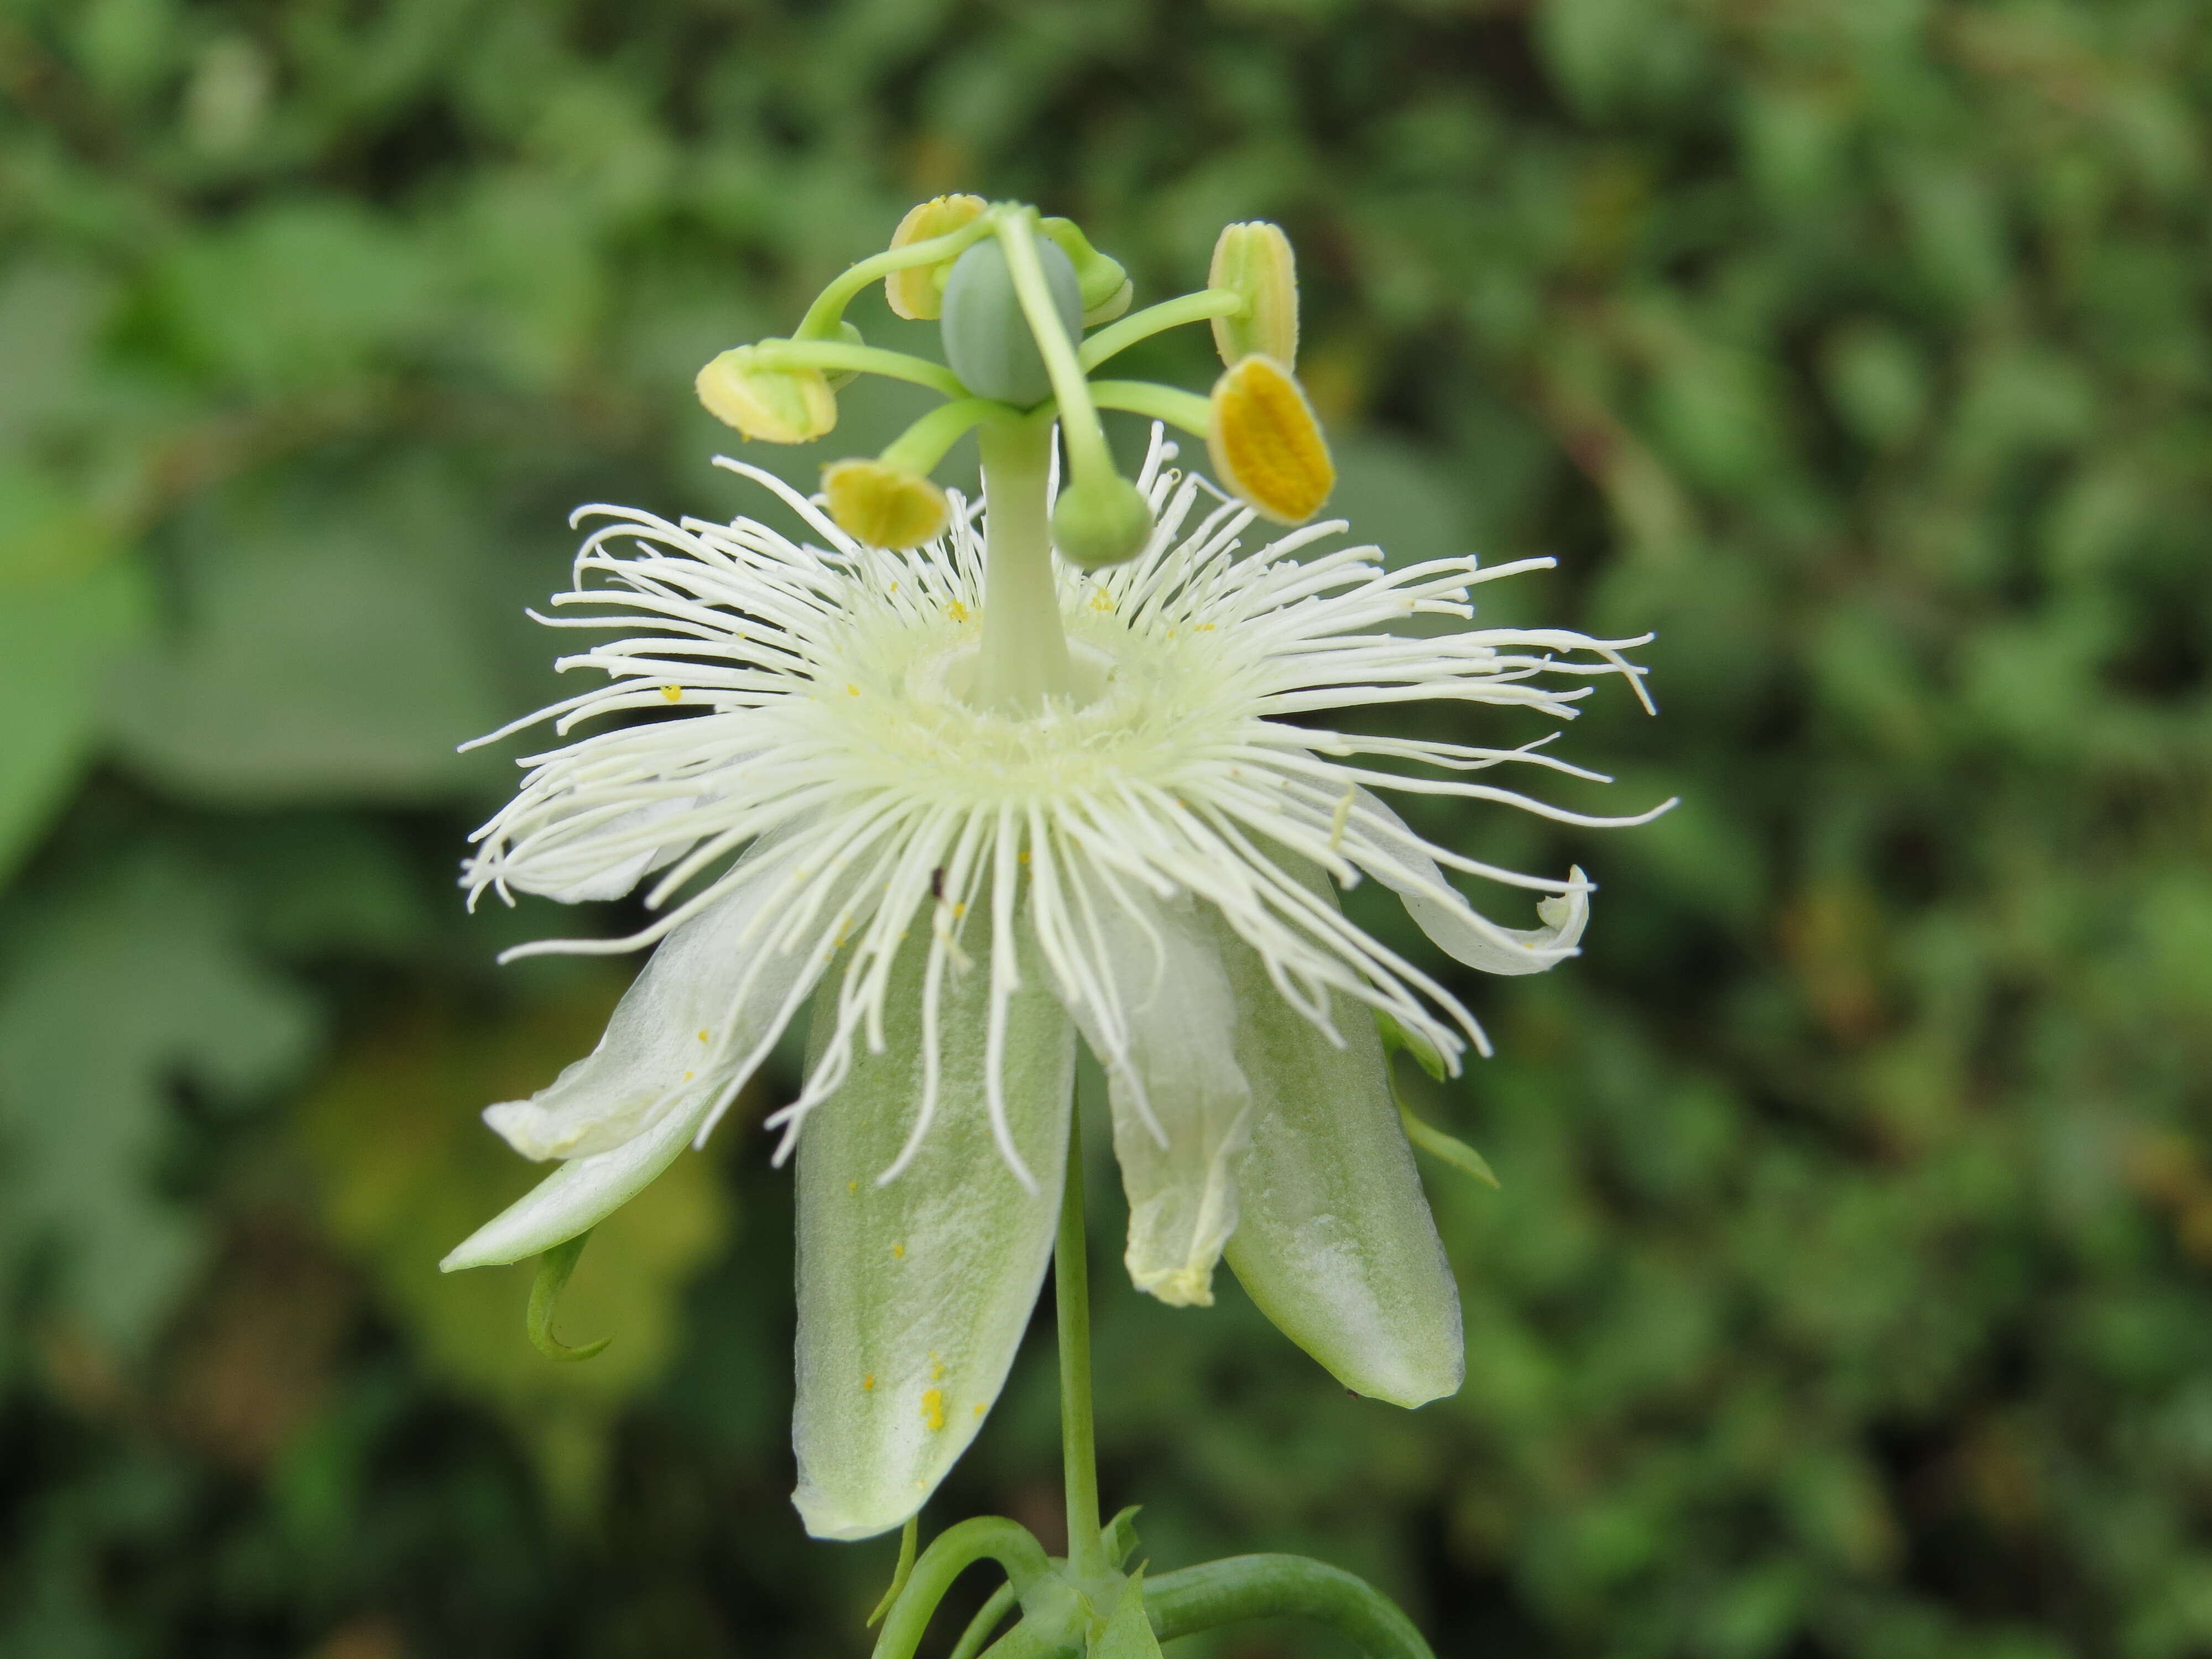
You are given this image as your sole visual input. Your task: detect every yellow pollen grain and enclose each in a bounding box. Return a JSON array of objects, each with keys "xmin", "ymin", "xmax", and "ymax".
[
  {"xmin": 683, "ymin": 1071, "xmax": 695, "ymax": 1081},
  {"xmin": 921, "ymin": 1389, "xmax": 945, "ymax": 1432},
  {"xmin": 930, "ymin": 1358, "xmax": 946, "ymax": 1381},
  {"xmin": 1090, "ymin": 590, "xmax": 1114, "ymax": 612},
  {"xmin": 953, "ymin": 901, "xmax": 966, "ymax": 918},
  {"xmin": 973, "ymin": 1404, "xmax": 985, "ymax": 1417},
  {"xmin": 660, "ymin": 685, "xmax": 682, "ymax": 703},
  {"xmin": 697, "ymin": 1030, "xmax": 709, "ymax": 1041},
  {"xmin": 891, "ymin": 1243, "xmax": 906, "ymax": 1259},
  {"xmin": 1197, "ymin": 623, "xmax": 1215, "ymax": 631},
  {"xmin": 1209, "ymin": 354, "xmax": 1335, "ymax": 523},
  {"xmin": 846, "ymin": 683, "xmax": 859, "ymax": 696},
  {"xmin": 863, "ymin": 1373, "xmax": 875, "ymax": 1391},
  {"xmin": 848, "ymin": 1180, "xmax": 858, "ymax": 1193},
  {"xmin": 947, "ymin": 601, "xmax": 970, "ymax": 622}
]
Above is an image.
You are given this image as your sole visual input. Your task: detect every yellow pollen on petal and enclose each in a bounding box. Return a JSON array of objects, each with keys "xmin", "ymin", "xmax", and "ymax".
[
  {"xmin": 683, "ymin": 1071, "xmax": 694, "ymax": 1081},
  {"xmin": 661, "ymin": 685, "xmax": 683, "ymax": 702},
  {"xmin": 973, "ymin": 1404, "xmax": 985, "ymax": 1417},
  {"xmin": 863, "ymin": 1373, "xmax": 875, "ymax": 1391},
  {"xmin": 848, "ymin": 1180, "xmax": 859, "ymax": 1193},
  {"xmin": 930, "ymin": 1356, "xmax": 945, "ymax": 1381},
  {"xmin": 891, "ymin": 1243, "xmax": 906, "ymax": 1259},
  {"xmin": 921, "ymin": 1389, "xmax": 945, "ymax": 1432},
  {"xmin": 847, "ymin": 684, "xmax": 860, "ymax": 696},
  {"xmin": 1207, "ymin": 353, "xmax": 1335, "ymax": 524},
  {"xmin": 697, "ymin": 1030, "xmax": 709, "ymax": 1041},
  {"xmin": 947, "ymin": 600, "xmax": 970, "ymax": 622}
]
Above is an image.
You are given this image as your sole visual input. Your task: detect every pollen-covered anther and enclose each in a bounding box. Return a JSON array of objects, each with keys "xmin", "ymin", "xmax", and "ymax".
[
  {"xmin": 696, "ymin": 344, "xmax": 837, "ymax": 443},
  {"xmin": 822, "ymin": 457, "xmax": 951, "ymax": 550},
  {"xmin": 884, "ymin": 194, "xmax": 989, "ymax": 320},
  {"xmin": 1206, "ymin": 353, "xmax": 1335, "ymax": 524}
]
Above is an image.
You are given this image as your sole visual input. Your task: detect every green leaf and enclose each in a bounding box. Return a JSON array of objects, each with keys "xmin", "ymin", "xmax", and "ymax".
[{"xmin": 0, "ymin": 849, "xmax": 319, "ymax": 1363}]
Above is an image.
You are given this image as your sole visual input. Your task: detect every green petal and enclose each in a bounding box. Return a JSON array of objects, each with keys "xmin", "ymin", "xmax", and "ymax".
[
  {"xmin": 1071, "ymin": 893, "xmax": 1253, "ymax": 1309},
  {"xmin": 1211, "ymin": 870, "xmax": 1464, "ymax": 1407},
  {"xmin": 791, "ymin": 904, "xmax": 1075, "ymax": 1541}
]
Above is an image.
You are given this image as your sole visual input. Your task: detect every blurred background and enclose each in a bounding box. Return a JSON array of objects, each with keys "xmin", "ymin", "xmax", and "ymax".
[{"xmin": 3, "ymin": 1, "xmax": 2209, "ymax": 1654}]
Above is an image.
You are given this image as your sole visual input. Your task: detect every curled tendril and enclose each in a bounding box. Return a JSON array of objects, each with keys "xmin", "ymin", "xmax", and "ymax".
[
  {"xmin": 868, "ymin": 1515, "xmax": 920, "ymax": 1628},
  {"xmin": 527, "ymin": 1230, "xmax": 611, "ymax": 1362}
]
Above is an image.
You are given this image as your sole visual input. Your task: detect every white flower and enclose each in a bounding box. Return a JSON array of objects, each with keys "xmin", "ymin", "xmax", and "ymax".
[{"xmin": 442, "ymin": 428, "xmax": 1661, "ymax": 1540}]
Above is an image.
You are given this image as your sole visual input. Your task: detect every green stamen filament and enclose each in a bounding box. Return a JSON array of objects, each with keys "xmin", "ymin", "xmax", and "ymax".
[
  {"xmin": 1087, "ymin": 380, "xmax": 1213, "ymax": 437},
  {"xmin": 750, "ymin": 340, "xmax": 967, "ymax": 400},
  {"xmin": 1078, "ymin": 287, "xmax": 1245, "ymax": 373},
  {"xmin": 796, "ymin": 208, "xmax": 1005, "ymax": 342}
]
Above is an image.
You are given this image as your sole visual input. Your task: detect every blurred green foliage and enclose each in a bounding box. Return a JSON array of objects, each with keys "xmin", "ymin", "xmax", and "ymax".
[{"xmin": 2, "ymin": 1, "xmax": 2209, "ymax": 1655}]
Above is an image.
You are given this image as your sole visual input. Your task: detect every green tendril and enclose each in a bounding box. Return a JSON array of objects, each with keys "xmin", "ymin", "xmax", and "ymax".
[
  {"xmin": 1145, "ymin": 1553, "xmax": 1436, "ymax": 1657},
  {"xmin": 796, "ymin": 207, "xmax": 1005, "ymax": 341},
  {"xmin": 527, "ymin": 1230, "xmax": 611, "ymax": 1362},
  {"xmin": 749, "ymin": 338, "xmax": 967, "ymax": 400},
  {"xmin": 1086, "ymin": 380, "xmax": 1213, "ymax": 439},
  {"xmin": 879, "ymin": 397, "xmax": 1024, "ymax": 474},
  {"xmin": 1078, "ymin": 288, "xmax": 1244, "ymax": 373},
  {"xmin": 868, "ymin": 1516, "xmax": 1053, "ymax": 1659},
  {"xmin": 867, "ymin": 1515, "xmax": 920, "ymax": 1628}
]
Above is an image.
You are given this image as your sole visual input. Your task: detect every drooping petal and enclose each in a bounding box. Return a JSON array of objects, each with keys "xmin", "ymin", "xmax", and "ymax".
[
  {"xmin": 1212, "ymin": 861, "xmax": 1463, "ymax": 1407},
  {"xmin": 790, "ymin": 902, "xmax": 1076, "ymax": 1541},
  {"xmin": 1065, "ymin": 887, "xmax": 1253, "ymax": 1309},
  {"xmin": 482, "ymin": 838, "xmax": 821, "ymax": 1162},
  {"xmin": 1351, "ymin": 789, "xmax": 1589, "ymax": 975}
]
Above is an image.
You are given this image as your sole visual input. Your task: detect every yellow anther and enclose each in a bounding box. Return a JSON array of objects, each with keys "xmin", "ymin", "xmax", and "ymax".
[
  {"xmin": 1208, "ymin": 221, "xmax": 1300, "ymax": 368},
  {"xmin": 695, "ymin": 344, "xmax": 837, "ymax": 443},
  {"xmin": 885, "ymin": 195, "xmax": 989, "ymax": 320},
  {"xmin": 822, "ymin": 457, "xmax": 952, "ymax": 550},
  {"xmin": 1207, "ymin": 354, "xmax": 1334, "ymax": 524},
  {"xmin": 921, "ymin": 1388, "xmax": 946, "ymax": 1432},
  {"xmin": 660, "ymin": 685, "xmax": 683, "ymax": 702}
]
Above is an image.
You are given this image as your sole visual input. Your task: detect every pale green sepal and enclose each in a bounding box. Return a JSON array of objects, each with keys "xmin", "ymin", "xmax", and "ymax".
[
  {"xmin": 1211, "ymin": 869, "xmax": 1463, "ymax": 1407},
  {"xmin": 791, "ymin": 909, "xmax": 1076, "ymax": 1541},
  {"xmin": 1066, "ymin": 893, "xmax": 1252, "ymax": 1310},
  {"xmin": 1091, "ymin": 1571, "xmax": 1162, "ymax": 1658},
  {"xmin": 440, "ymin": 1079, "xmax": 719, "ymax": 1270}
]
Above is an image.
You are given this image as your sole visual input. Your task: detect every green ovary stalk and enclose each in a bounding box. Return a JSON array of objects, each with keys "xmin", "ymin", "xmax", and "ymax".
[{"xmin": 974, "ymin": 416, "xmax": 1073, "ymax": 713}]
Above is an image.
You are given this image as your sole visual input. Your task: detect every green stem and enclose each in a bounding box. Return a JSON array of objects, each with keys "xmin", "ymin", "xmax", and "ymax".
[
  {"xmin": 1087, "ymin": 380, "xmax": 1214, "ymax": 439},
  {"xmin": 795, "ymin": 209, "xmax": 1004, "ymax": 340},
  {"xmin": 880, "ymin": 397, "xmax": 1021, "ymax": 474},
  {"xmin": 749, "ymin": 339, "xmax": 966, "ymax": 399},
  {"xmin": 1055, "ymin": 1114, "xmax": 1107, "ymax": 1584},
  {"xmin": 1144, "ymin": 1554, "xmax": 1436, "ymax": 1657},
  {"xmin": 947, "ymin": 1582, "xmax": 1019, "ymax": 1659},
  {"xmin": 994, "ymin": 211, "xmax": 1114, "ymax": 485},
  {"xmin": 868, "ymin": 1517, "xmax": 1053, "ymax": 1659},
  {"xmin": 1078, "ymin": 288, "xmax": 1244, "ymax": 373},
  {"xmin": 974, "ymin": 415, "xmax": 1073, "ymax": 712}
]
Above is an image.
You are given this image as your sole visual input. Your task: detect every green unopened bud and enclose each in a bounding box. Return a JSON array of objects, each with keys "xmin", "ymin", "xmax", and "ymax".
[
  {"xmin": 940, "ymin": 238, "xmax": 1083, "ymax": 407},
  {"xmin": 822, "ymin": 458, "xmax": 951, "ymax": 550},
  {"xmin": 1040, "ymin": 217, "xmax": 1134, "ymax": 326},
  {"xmin": 884, "ymin": 194, "xmax": 990, "ymax": 321},
  {"xmin": 1052, "ymin": 473, "xmax": 1154, "ymax": 569},
  {"xmin": 1208, "ymin": 221, "xmax": 1299, "ymax": 369},
  {"xmin": 696, "ymin": 344, "xmax": 837, "ymax": 444}
]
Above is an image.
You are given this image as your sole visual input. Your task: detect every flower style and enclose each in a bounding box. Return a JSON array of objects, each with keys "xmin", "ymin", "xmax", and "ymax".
[{"xmin": 440, "ymin": 201, "xmax": 1664, "ymax": 1549}]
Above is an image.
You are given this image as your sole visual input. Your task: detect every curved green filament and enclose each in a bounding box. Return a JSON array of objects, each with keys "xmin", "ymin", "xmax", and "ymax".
[
  {"xmin": 1144, "ymin": 1554, "xmax": 1436, "ymax": 1657},
  {"xmin": 994, "ymin": 211, "xmax": 1114, "ymax": 486},
  {"xmin": 867, "ymin": 1514, "xmax": 920, "ymax": 1628},
  {"xmin": 527, "ymin": 1230, "xmax": 610, "ymax": 1362},
  {"xmin": 868, "ymin": 1517, "xmax": 1054, "ymax": 1659},
  {"xmin": 1086, "ymin": 380, "xmax": 1213, "ymax": 439},
  {"xmin": 1078, "ymin": 288, "xmax": 1244, "ymax": 373},
  {"xmin": 947, "ymin": 1582, "xmax": 1019, "ymax": 1659},
  {"xmin": 1056, "ymin": 1119, "xmax": 1106, "ymax": 1583},
  {"xmin": 750, "ymin": 339, "xmax": 966, "ymax": 399},
  {"xmin": 796, "ymin": 208, "xmax": 1005, "ymax": 341},
  {"xmin": 880, "ymin": 397, "xmax": 1022, "ymax": 475}
]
